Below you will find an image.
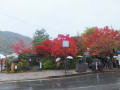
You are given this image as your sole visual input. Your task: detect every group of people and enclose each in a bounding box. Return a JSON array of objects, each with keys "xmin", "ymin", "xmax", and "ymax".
[
  {"xmin": 55, "ymin": 54, "xmax": 120, "ymax": 72},
  {"xmin": 55, "ymin": 56, "xmax": 72, "ymax": 70},
  {"xmin": 86, "ymin": 55, "xmax": 120, "ymax": 72}
]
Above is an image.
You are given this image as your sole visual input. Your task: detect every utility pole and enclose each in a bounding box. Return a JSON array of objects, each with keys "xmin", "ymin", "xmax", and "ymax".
[{"xmin": 62, "ymin": 40, "xmax": 69, "ymax": 75}]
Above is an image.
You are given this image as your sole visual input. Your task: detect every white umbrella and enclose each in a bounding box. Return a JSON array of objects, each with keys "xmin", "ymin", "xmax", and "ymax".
[
  {"xmin": 56, "ymin": 57, "xmax": 61, "ymax": 62},
  {"xmin": 6, "ymin": 53, "xmax": 18, "ymax": 58},
  {"xmin": 113, "ymin": 56, "xmax": 117, "ymax": 58},
  {"xmin": 0, "ymin": 54, "xmax": 5, "ymax": 59},
  {"xmin": 67, "ymin": 56, "xmax": 73, "ymax": 59}
]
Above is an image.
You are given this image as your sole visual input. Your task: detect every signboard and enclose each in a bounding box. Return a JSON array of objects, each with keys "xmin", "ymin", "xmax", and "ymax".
[
  {"xmin": 40, "ymin": 61, "xmax": 42, "ymax": 69},
  {"xmin": 62, "ymin": 40, "xmax": 69, "ymax": 47}
]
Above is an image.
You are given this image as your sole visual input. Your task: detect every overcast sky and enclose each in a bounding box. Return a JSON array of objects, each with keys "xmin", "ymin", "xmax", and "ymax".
[{"xmin": 0, "ymin": 0, "xmax": 120, "ymax": 38}]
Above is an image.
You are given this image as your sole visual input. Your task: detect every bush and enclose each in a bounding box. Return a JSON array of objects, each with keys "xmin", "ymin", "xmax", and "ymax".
[
  {"xmin": 5, "ymin": 61, "xmax": 11, "ymax": 72},
  {"xmin": 43, "ymin": 60, "xmax": 56, "ymax": 69},
  {"xmin": 20, "ymin": 59, "xmax": 29, "ymax": 70},
  {"xmin": 18, "ymin": 52, "xmax": 30, "ymax": 60},
  {"xmin": 15, "ymin": 59, "xmax": 29, "ymax": 72},
  {"xmin": 70, "ymin": 60, "xmax": 77, "ymax": 69},
  {"xmin": 17, "ymin": 62, "xmax": 24, "ymax": 72},
  {"xmin": 60, "ymin": 60, "xmax": 65, "ymax": 69},
  {"xmin": 40, "ymin": 54, "xmax": 56, "ymax": 70},
  {"xmin": 60, "ymin": 60, "xmax": 77, "ymax": 69},
  {"xmin": 31, "ymin": 59, "xmax": 39, "ymax": 65}
]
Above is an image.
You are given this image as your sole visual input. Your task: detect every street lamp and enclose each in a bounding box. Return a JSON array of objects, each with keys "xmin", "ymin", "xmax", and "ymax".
[{"xmin": 62, "ymin": 40, "xmax": 69, "ymax": 74}]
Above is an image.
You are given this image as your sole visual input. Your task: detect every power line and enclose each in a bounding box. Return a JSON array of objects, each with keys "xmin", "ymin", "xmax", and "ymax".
[{"xmin": 0, "ymin": 11, "xmax": 41, "ymax": 29}]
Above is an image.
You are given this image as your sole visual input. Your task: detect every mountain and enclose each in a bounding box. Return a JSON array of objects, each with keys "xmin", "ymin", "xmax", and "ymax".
[{"xmin": 0, "ymin": 31, "xmax": 32, "ymax": 54}]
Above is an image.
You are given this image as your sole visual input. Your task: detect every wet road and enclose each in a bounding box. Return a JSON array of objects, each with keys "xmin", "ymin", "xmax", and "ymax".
[{"xmin": 1, "ymin": 72, "xmax": 120, "ymax": 90}]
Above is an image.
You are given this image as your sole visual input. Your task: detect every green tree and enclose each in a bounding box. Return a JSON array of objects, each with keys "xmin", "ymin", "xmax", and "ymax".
[
  {"xmin": 82, "ymin": 27, "xmax": 97, "ymax": 36},
  {"xmin": 73, "ymin": 27, "xmax": 96, "ymax": 55},
  {"xmin": 33, "ymin": 29, "xmax": 49, "ymax": 46}
]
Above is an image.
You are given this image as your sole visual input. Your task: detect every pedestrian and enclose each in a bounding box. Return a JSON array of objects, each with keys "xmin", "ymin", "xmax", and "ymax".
[
  {"xmin": 107, "ymin": 56, "xmax": 111, "ymax": 69},
  {"xmin": 112, "ymin": 57, "xmax": 118, "ymax": 68},
  {"xmin": 91, "ymin": 55, "xmax": 102, "ymax": 72},
  {"xmin": 66, "ymin": 59, "xmax": 70, "ymax": 70},
  {"xmin": 117, "ymin": 54, "xmax": 120, "ymax": 68},
  {"xmin": 79, "ymin": 57, "xmax": 83, "ymax": 64},
  {"xmin": 84, "ymin": 51, "xmax": 90, "ymax": 63},
  {"xmin": 88, "ymin": 57, "xmax": 92, "ymax": 69},
  {"xmin": 104, "ymin": 56, "xmax": 109, "ymax": 70},
  {"xmin": 56, "ymin": 57, "xmax": 61, "ymax": 70}
]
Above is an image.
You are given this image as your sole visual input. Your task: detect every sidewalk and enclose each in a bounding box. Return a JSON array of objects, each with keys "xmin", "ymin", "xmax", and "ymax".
[
  {"xmin": 0, "ymin": 70, "xmax": 92, "ymax": 82},
  {"xmin": 0, "ymin": 69, "xmax": 119, "ymax": 83}
]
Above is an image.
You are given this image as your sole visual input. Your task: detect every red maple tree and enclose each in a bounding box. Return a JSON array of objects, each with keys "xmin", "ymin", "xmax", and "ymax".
[
  {"xmin": 51, "ymin": 34, "xmax": 78, "ymax": 56},
  {"xmin": 33, "ymin": 34, "xmax": 78, "ymax": 56},
  {"xmin": 84, "ymin": 26, "xmax": 120, "ymax": 56},
  {"xmin": 11, "ymin": 40, "xmax": 34, "ymax": 54},
  {"xmin": 34, "ymin": 38, "xmax": 52, "ymax": 55},
  {"xmin": 11, "ymin": 40, "xmax": 25, "ymax": 54}
]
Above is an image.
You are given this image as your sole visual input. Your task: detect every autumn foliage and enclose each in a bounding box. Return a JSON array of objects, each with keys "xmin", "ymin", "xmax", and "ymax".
[
  {"xmin": 34, "ymin": 34, "xmax": 78, "ymax": 56},
  {"xmin": 11, "ymin": 40, "xmax": 25, "ymax": 54},
  {"xmin": 11, "ymin": 40, "xmax": 34, "ymax": 54},
  {"xmin": 51, "ymin": 34, "xmax": 78, "ymax": 56},
  {"xmin": 12, "ymin": 26, "xmax": 120, "ymax": 57},
  {"xmin": 11, "ymin": 34, "xmax": 78, "ymax": 56},
  {"xmin": 83, "ymin": 26, "xmax": 120, "ymax": 56},
  {"xmin": 34, "ymin": 38, "xmax": 52, "ymax": 55}
]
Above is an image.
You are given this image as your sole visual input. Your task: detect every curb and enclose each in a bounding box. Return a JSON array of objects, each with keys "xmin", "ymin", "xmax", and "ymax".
[
  {"xmin": 0, "ymin": 72, "xmax": 93, "ymax": 84},
  {"xmin": 0, "ymin": 69, "xmax": 120, "ymax": 83},
  {"xmin": 47, "ymin": 72, "xmax": 93, "ymax": 79}
]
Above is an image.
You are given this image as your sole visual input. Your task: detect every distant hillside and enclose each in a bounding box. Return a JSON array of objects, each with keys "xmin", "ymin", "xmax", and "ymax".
[{"xmin": 0, "ymin": 31, "xmax": 32, "ymax": 54}]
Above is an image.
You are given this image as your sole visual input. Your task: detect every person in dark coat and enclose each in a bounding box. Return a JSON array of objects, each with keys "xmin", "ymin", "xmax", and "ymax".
[
  {"xmin": 66, "ymin": 59, "xmax": 70, "ymax": 70},
  {"xmin": 91, "ymin": 56, "xmax": 103, "ymax": 72}
]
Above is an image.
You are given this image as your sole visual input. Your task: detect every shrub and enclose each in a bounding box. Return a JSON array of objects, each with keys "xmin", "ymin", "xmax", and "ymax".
[
  {"xmin": 60, "ymin": 60, "xmax": 77, "ymax": 69},
  {"xmin": 70, "ymin": 60, "xmax": 77, "ymax": 69},
  {"xmin": 15, "ymin": 59, "xmax": 29, "ymax": 72},
  {"xmin": 43, "ymin": 60, "xmax": 56, "ymax": 69},
  {"xmin": 17, "ymin": 62, "xmax": 24, "ymax": 72},
  {"xmin": 20, "ymin": 59, "xmax": 29, "ymax": 70},
  {"xmin": 40, "ymin": 54, "xmax": 56, "ymax": 70},
  {"xmin": 5, "ymin": 61, "xmax": 11, "ymax": 72},
  {"xmin": 60, "ymin": 60, "xmax": 65, "ymax": 69}
]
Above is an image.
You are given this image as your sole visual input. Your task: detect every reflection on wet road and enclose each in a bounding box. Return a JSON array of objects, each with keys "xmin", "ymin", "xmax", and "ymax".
[{"xmin": 1, "ymin": 72, "xmax": 120, "ymax": 90}]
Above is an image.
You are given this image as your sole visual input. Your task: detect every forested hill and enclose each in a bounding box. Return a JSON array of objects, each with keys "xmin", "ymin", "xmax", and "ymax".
[{"xmin": 0, "ymin": 31, "xmax": 32, "ymax": 54}]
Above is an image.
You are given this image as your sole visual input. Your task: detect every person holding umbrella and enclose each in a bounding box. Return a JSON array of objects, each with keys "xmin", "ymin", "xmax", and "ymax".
[
  {"xmin": 66, "ymin": 56, "xmax": 73, "ymax": 70},
  {"xmin": 56, "ymin": 57, "xmax": 61, "ymax": 70},
  {"xmin": 77, "ymin": 56, "xmax": 83, "ymax": 64}
]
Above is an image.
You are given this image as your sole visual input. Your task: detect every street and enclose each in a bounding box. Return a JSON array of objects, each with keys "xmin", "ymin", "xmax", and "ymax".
[{"xmin": 1, "ymin": 72, "xmax": 120, "ymax": 90}]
